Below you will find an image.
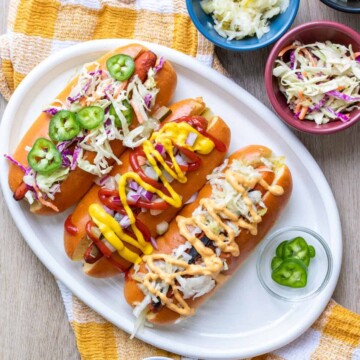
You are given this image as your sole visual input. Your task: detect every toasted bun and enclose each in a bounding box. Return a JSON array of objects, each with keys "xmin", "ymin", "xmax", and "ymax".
[
  {"xmin": 64, "ymin": 97, "xmax": 205, "ymax": 259},
  {"xmin": 81, "ymin": 115, "xmax": 230, "ymax": 278},
  {"xmin": 124, "ymin": 145, "xmax": 293, "ymax": 324},
  {"xmin": 64, "ymin": 99, "xmax": 231, "ymax": 279},
  {"xmin": 8, "ymin": 44, "xmax": 177, "ymax": 215}
]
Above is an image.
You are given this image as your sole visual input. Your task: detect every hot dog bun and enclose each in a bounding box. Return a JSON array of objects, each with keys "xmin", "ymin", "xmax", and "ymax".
[
  {"xmin": 64, "ymin": 97, "xmax": 208, "ymax": 261},
  {"xmin": 8, "ymin": 44, "xmax": 177, "ymax": 215},
  {"xmin": 64, "ymin": 98, "xmax": 231, "ymax": 278},
  {"xmin": 124, "ymin": 145, "xmax": 292, "ymax": 325}
]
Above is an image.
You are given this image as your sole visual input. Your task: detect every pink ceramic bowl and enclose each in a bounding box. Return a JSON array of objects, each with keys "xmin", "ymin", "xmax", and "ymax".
[{"xmin": 265, "ymin": 21, "xmax": 360, "ymax": 134}]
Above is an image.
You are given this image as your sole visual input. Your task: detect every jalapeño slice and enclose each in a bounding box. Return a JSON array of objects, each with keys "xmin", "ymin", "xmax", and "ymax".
[
  {"xmin": 271, "ymin": 258, "xmax": 308, "ymax": 288},
  {"xmin": 309, "ymin": 245, "xmax": 316, "ymax": 258},
  {"xmin": 275, "ymin": 240, "xmax": 288, "ymax": 258},
  {"xmin": 271, "ymin": 256, "xmax": 283, "ymax": 271},
  {"xmin": 27, "ymin": 138, "xmax": 62, "ymax": 174},
  {"xmin": 283, "ymin": 237, "xmax": 311, "ymax": 266},
  {"xmin": 49, "ymin": 110, "xmax": 80, "ymax": 142},
  {"xmin": 106, "ymin": 54, "xmax": 135, "ymax": 81},
  {"xmin": 110, "ymin": 100, "xmax": 133, "ymax": 128},
  {"xmin": 76, "ymin": 106, "xmax": 104, "ymax": 130}
]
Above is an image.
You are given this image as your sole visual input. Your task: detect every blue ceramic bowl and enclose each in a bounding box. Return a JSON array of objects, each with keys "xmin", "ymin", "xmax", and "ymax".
[
  {"xmin": 320, "ymin": 0, "xmax": 360, "ymax": 14},
  {"xmin": 186, "ymin": 0, "xmax": 300, "ymax": 51}
]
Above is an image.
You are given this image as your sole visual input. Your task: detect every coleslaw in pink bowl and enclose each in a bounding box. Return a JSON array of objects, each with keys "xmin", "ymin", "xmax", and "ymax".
[{"xmin": 265, "ymin": 21, "xmax": 360, "ymax": 134}]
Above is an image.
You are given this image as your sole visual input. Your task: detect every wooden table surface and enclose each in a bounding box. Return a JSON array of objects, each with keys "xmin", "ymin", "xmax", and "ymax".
[{"xmin": 0, "ymin": 1, "xmax": 359, "ymax": 359}]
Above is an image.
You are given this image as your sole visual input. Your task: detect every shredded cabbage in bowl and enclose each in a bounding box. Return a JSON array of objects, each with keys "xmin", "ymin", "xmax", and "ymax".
[
  {"xmin": 273, "ymin": 41, "xmax": 360, "ymax": 124},
  {"xmin": 200, "ymin": 0, "xmax": 289, "ymax": 40}
]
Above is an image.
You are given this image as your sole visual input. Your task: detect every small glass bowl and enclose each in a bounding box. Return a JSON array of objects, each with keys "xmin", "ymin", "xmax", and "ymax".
[{"xmin": 257, "ymin": 226, "xmax": 333, "ymax": 301}]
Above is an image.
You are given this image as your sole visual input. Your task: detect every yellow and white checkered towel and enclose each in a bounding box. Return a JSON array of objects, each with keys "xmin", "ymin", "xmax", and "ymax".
[
  {"xmin": 0, "ymin": 0, "xmax": 222, "ymax": 101},
  {"xmin": 2, "ymin": 1, "xmax": 360, "ymax": 359}
]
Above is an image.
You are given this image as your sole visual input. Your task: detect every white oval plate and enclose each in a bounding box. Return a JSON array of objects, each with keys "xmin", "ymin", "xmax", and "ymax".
[{"xmin": 0, "ymin": 40, "xmax": 341, "ymax": 359}]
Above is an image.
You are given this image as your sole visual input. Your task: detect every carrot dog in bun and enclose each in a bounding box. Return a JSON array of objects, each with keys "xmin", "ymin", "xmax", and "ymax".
[
  {"xmin": 124, "ymin": 145, "xmax": 292, "ymax": 329},
  {"xmin": 64, "ymin": 98, "xmax": 230, "ymax": 278},
  {"xmin": 6, "ymin": 44, "xmax": 177, "ymax": 214}
]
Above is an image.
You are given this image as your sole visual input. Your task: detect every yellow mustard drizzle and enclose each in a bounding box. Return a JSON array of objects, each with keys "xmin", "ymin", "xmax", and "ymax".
[
  {"xmin": 118, "ymin": 171, "xmax": 181, "ymax": 253},
  {"xmin": 152, "ymin": 122, "xmax": 215, "ymax": 155},
  {"xmin": 137, "ymin": 161, "xmax": 285, "ymax": 316},
  {"xmin": 88, "ymin": 122, "xmax": 215, "ymax": 264},
  {"xmin": 88, "ymin": 204, "xmax": 143, "ymax": 264}
]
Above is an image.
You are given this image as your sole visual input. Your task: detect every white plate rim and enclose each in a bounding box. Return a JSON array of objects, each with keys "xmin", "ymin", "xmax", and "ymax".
[{"xmin": 0, "ymin": 39, "xmax": 342, "ymax": 359}]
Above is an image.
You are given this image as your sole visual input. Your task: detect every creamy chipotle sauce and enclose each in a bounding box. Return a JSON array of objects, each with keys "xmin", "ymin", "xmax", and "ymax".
[{"xmin": 136, "ymin": 159, "xmax": 285, "ymax": 316}]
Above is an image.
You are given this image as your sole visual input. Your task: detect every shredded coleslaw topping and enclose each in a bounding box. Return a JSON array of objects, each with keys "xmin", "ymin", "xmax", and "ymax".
[
  {"xmin": 131, "ymin": 156, "xmax": 284, "ymax": 330},
  {"xmin": 9, "ymin": 56, "xmax": 164, "ymax": 206}
]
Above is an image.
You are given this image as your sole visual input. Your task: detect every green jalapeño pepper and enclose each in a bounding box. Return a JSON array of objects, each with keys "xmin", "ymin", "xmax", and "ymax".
[
  {"xmin": 28, "ymin": 138, "xmax": 62, "ymax": 174},
  {"xmin": 276, "ymin": 241, "xmax": 288, "ymax": 258},
  {"xmin": 271, "ymin": 259, "xmax": 308, "ymax": 288},
  {"xmin": 271, "ymin": 256, "xmax": 283, "ymax": 271},
  {"xmin": 283, "ymin": 237, "xmax": 310, "ymax": 266},
  {"xmin": 309, "ymin": 245, "xmax": 316, "ymax": 258},
  {"xmin": 110, "ymin": 100, "xmax": 133, "ymax": 128},
  {"xmin": 76, "ymin": 106, "xmax": 104, "ymax": 130},
  {"xmin": 106, "ymin": 54, "xmax": 135, "ymax": 81},
  {"xmin": 49, "ymin": 110, "xmax": 80, "ymax": 142}
]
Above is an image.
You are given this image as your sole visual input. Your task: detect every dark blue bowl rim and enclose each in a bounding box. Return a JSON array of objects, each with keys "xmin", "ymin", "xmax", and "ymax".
[
  {"xmin": 186, "ymin": 0, "xmax": 300, "ymax": 51},
  {"xmin": 320, "ymin": 0, "xmax": 360, "ymax": 13}
]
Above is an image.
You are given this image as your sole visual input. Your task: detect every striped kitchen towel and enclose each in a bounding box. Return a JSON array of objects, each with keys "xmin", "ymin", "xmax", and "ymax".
[
  {"xmin": 0, "ymin": 0, "xmax": 224, "ymax": 101},
  {"xmin": 2, "ymin": 0, "xmax": 360, "ymax": 359},
  {"xmin": 57, "ymin": 280, "xmax": 360, "ymax": 359}
]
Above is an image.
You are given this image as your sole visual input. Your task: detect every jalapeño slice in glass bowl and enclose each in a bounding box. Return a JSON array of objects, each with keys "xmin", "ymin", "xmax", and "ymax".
[{"xmin": 256, "ymin": 226, "xmax": 333, "ymax": 301}]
